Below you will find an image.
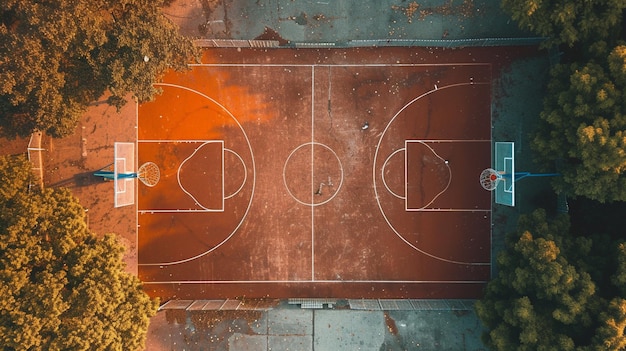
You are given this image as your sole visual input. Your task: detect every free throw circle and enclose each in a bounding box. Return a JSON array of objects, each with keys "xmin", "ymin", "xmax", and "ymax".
[{"xmin": 283, "ymin": 142, "xmax": 343, "ymax": 206}]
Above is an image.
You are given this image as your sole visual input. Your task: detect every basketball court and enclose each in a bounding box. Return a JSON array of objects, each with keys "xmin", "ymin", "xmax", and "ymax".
[{"xmin": 128, "ymin": 47, "xmax": 501, "ymax": 300}]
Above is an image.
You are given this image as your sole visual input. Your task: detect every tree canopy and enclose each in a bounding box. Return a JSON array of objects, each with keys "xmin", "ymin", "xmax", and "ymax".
[
  {"xmin": 500, "ymin": 0, "xmax": 626, "ymax": 48},
  {"xmin": 476, "ymin": 209, "xmax": 626, "ymax": 350},
  {"xmin": 0, "ymin": 0, "xmax": 198, "ymax": 138},
  {"xmin": 532, "ymin": 45, "xmax": 626, "ymax": 202},
  {"xmin": 0, "ymin": 155, "xmax": 158, "ymax": 350}
]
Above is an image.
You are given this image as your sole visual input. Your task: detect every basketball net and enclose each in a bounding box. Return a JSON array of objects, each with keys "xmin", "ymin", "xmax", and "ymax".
[
  {"xmin": 137, "ymin": 162, "xmax": 160, "ymax": 187},
  {"xmin": 480, "ymin": 168, "xmax": 503, "ymax": 191}
]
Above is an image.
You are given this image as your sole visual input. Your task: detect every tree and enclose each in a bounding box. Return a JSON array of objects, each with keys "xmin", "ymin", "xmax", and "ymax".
[
  {"xmin": 0, "ymin": 0, "xmax": 198, "ymax": 138},
  {"xmin": 476, "ymin": 209, "xmax": 626, "ymax": 350},
  {"xmin": 0, "ymin": 154, "xmax": 158, "ymax": 350},
  {"xmin": 500, "ymin": 0, "xmax": 626, "ymax": 48},
  {"xmin": 476, "ymin": 209, "xmax": 597, "ymax": 350},
  {"xmin": 533, "ymin": 45, "xmax": 626, "ymax": 202},
  {"xmin": 592, "ymin": 298, "xmax": 626, "ymax": 351}
]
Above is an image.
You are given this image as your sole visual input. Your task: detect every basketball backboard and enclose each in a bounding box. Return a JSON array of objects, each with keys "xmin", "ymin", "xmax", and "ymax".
[
  {"xmin": 114, "ymin": 142, "xmax": 135, "ymax": 207},
  {"xmin": 495, "ymin": 141, "xmax": 514, "ymax": 206}
]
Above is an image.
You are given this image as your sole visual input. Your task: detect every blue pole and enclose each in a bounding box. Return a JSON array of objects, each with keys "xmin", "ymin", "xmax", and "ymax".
[
  {"xmin": 93, "ymin": 170, "xmax": 138, "ymax": 179},
  {"xmin": 501, "ymin": 172, "xmax": 560, "ymax": 181}
]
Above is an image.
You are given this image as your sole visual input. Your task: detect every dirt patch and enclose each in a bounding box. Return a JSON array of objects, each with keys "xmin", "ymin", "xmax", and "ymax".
[
  {"xmin": 384, "ymin": 312, "xmax": 399, "ymax": 335},
  {"xmin": 147, "ymin": 299, "xmax": 279, "ymax": 351},
  {"xmin": 254, "ymin": 26, "xmax": 289, "ymax": 46},
  {"xmin": 392, "ymin": 0, "xmax": 476, "ymax": 23},
  {"xmin": 41, "ymin": 95, "xmax": 138, "ymax": 274}
]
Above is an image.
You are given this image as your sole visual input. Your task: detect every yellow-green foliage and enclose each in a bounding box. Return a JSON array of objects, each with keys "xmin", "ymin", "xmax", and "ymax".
[
  {"xmin": 476, "ymin": 209, "xmax": 626, "ymax": 350},
  {"xmin": 0, "ymin": 155, "xmax": 158, "ymax": 351},
  {"xmin": 500, "ymin": 0, "xmax": 626, "ymax": 48},
  {"xmin": 0, "ymin": 0, "xmax": 198, "ymax": 138},
  {"xmin": 533, "ymin": 53, "xmax": 626, "ymax": 202}
]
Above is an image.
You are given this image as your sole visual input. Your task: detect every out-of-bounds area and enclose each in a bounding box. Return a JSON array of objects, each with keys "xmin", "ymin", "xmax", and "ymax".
[{"xmin": 137, "ymin": 47, "xmax": 503, "ymax": 301}]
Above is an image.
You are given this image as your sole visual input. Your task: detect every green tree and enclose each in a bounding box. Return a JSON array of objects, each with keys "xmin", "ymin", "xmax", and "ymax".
[
  {"xmin": 476, "ymin": 209, "xmax": 626, "ymax": 350},
  {"xmin": 591, "ymin": 298, "xmax": 626, "ymax": 351},
  {"xmin": 0, "ymin": 155, "xmax": 158, "ymax": 350},
  {"xmin": 476, "ymin": 209, "xmax": 598, "ymax": 350},
  {"xmin": 0, "ymin": 0, "xmax": 198, "ymax": 138},
  {"xmin": 500, "ymin": 0, "xmax": 626, "ymax": 48},
  {"xmin": 533, "ymin": 45, "xmax": 626, "ymax": 202}
]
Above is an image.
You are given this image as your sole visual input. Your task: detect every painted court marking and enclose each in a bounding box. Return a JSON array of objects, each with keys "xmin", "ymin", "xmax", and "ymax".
[
  {"xmin": 177, "ymin": 141, "xmax": 224, "ymax": 212},
  {"xmin": 139, "ymin": 63, "xmax": 491, "ymax": 277},
  {"xmin": 143, "ymin": 279, "xmax": 488, "ymax": 285},
  {"xmin": 282, "ymin": 144, "xmax": 345, "ymax": 207},
  {"xmin": 404, "ymin": 140, "xmax": 452, "ymax": 211},
  {"xmin": 373, "ymin": 83, "xmax": 491, "ymax": 266},
  {"xmin": 224, "ymin": 148, "xmax": 247, "ymax": 200},
  {"xmin": 381, "ymin": 148, "xmax": 406, "ymax": 200},
  {"xmin": 137, "ymin": 140, "xmax": 225, "ymax": 213},
  {"xmin": 138, "ymin": 83, "xmax": 256, "ymax": 266}
]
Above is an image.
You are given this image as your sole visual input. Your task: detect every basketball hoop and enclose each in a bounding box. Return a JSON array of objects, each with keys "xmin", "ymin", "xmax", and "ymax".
[
  {"xmin": 137, "ymin": 162, "xmax": 160, "ymax": 187},
  {"xmin": 480, "ymin": 168, "xmax": 502, "ymax": 191}
]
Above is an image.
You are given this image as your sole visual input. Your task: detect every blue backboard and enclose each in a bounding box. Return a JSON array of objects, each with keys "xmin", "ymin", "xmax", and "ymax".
[{"xmin": 495, "ymin": 142, "xmax": 514, "ymax": 206}]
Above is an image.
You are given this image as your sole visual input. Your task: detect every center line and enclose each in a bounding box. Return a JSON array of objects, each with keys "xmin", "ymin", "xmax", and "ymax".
[{"xmin": 311, "ymin": 65, "xmax": 315, "ymax": 281}]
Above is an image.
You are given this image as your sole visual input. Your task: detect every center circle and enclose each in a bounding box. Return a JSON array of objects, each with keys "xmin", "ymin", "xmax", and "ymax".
[{"xmin": 283, "ymin": 142, "xmax": 343, "ymax": 206}]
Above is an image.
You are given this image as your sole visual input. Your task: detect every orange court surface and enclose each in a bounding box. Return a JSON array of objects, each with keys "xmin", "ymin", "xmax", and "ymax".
[{"xmin": 135, "ymin": 46, "xmax": 523, "ymax": 301}]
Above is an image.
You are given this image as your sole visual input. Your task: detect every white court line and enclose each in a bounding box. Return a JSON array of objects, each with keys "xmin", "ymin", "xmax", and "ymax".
[
  {"xmin": 114, "ymin": 158, "xmax": 127, "ymax": 193},
  {"xmin": 177, "ymin": 141, "xmax": 224, "ymax": 211},
  {"xmin": 139, "ymin": 139, "xmax": 219, "ymax": 143},
  {"xmin": 282, "ymin": 142, "xmax": 344, "ymax": 207},
  {"xmin": 135, "ymin": 101, "xmax": 139, "ymax": 254},
  {"xmin": 139, "ymin": 78, "xmax": 489, "ymax": 270},
  {"xmin": 406, "ymin": 139, "xmax": 490, "ymax": 143},
  {"xmin": 402, "ymin": 139, "xmax": 491, "ymax": 212},
  {"xmin": 414, "ymin": 209, "xmax": 490, "ymax": 212},
  {"xmin": 139, "ymin": 140, "xmax": 226, "ymax": 213},
  {"xmin": 139, "ymin": 83, "xmax": 256, "ymax": 267},
  {"xmin": 373, "ymin": 82, "xmax": 491, "ymax": 266},
  {"xmin": 381, "ymin": 148, "xmax": 406, "ymax": 200},
  {"xmin": 143, "ymin": 279, "xmax": 488, "ymax": 284},
  {"xmin": 404, "ymin": 141, "xmax": 452, "ymax": 211},
  {"xmin": 190, "ymin": 63, "xmax": 491, "ymax": 68},
  {"xmin": 140, "ymin": 209, "xmax": 222, "ymax": 213},
  {"xmin": 224, "ymin": 148, "xmax": 247, "ymax": 200},
  {"xmin": 311, "ymin": 65, "xmax": 315, "ymax": 281}
]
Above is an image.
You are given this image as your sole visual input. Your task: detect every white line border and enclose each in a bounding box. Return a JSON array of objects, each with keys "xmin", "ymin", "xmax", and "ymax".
[
  {"xmin": 143, "ymin": 279, "xmax": 489, "ymax": 284},
  {"xmin": 224, "ymin": 148, "xmax": 248, "ymax": 200},
  {"xmin": 190, "ymin": 63, "xmax": 491, "ymax": 68},
  {"xmin": 138, "ymin": 83, "xmax": 256, "ymax": 267},
  {"xmin": 404, "ymin": 140, "xmax": 452, "ymax": 211},
  {"xmin": 114, "ymin": 142, "xmax": 135, "ymax": 208},
  {"xmin": 137, "ymin": 140, "xmax": 225, "ymax": 213},
  {"xmin": 381, "ymin": 148, "xmax": 406, "ymax": 200},
  {"xmin": 373, "ymin": 81, "xmax": 492, "ymax": 266},
  {"xmin": 139, "ymin": 63, "xmax": 492, "ymax": 283},
  {"xmin": 177, "ymin": 141, "xmax": 224, "ymax": 212}
]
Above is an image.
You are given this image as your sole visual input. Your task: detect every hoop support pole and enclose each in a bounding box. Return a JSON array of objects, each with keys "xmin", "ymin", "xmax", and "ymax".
[
  {"xmin": 93, "ymin": 170, "xmax": 138, "ymax": 179},
  {"xmin": 513, "ymin": 172, "xmax": 560, "ymax": 181},
  {"xmin": 497, "ymin": 172, "xmax": 560, "ymax": 181}
]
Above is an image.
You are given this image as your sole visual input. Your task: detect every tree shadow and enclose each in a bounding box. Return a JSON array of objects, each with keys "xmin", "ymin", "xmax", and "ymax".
[{"xmin": 49, "ymin": 171, "xmax": 107, "ymax": 188}]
